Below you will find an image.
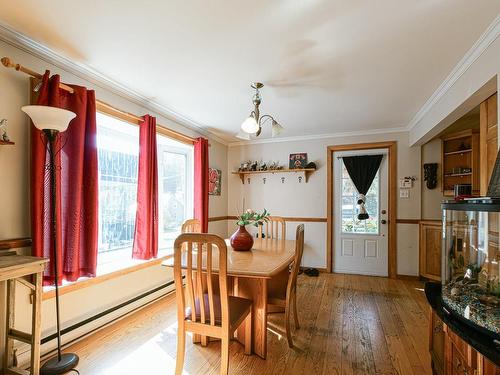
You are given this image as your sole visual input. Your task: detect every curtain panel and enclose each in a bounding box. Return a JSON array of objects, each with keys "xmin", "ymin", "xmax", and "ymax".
[
  {"xmin": 32, "ymin": 71, "xmax": 98, "ymax": 285},
  {"xmin": 342, "ymin": 154, "xmax": 383, "ymax": 220},
  {"xmin": 132, "ymin": 115, "xmax": 159, "ymax": 260},
  {"xmin": 194, "ymin": 137, "xmax": 209, "ymax": 232}
]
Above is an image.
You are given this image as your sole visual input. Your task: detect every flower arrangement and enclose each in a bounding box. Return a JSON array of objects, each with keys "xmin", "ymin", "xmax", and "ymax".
[{"xmin": 236, "ymin": 208, "xmax": 270, "ymax": 227}]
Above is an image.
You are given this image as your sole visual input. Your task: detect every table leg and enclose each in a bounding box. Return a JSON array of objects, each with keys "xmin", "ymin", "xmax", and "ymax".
[
  {"xmin": 234, "ymin": 277, "xmax": 268, "ymax": 359},
  {"xmin": 4, "ymin": 279, "xmax": 15, "ymax": 371},
  {"xmin": 30, "ymin": 272, "xmax": 43, "ymax": 375}
]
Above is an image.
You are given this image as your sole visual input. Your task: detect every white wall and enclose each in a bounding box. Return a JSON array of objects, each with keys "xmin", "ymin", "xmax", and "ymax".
[
  {"xmin": 227, "ymin": 131, "xmax": 421, "ymax": 275},
  {"xmin": 0, "ymin": 39, "xmax": 228, "ymax": 367}
]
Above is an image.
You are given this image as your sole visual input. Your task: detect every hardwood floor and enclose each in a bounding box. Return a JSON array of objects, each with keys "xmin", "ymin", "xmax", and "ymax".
[{"xmin": 62, "ymin": 273, "xmax": 432, "ymax": 375}]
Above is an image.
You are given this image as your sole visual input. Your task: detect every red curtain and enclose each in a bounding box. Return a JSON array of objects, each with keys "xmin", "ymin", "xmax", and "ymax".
[
  {"xmin": 32, "ymin": 71, "xmax": 98, "ymax": 285},
  {"xmin": 132, "ymin": 115, "xmax": 158, "ymax": 260},
  {"xmin": 194, "ymin": 137, "xmax": 209, "ymax": 232}
]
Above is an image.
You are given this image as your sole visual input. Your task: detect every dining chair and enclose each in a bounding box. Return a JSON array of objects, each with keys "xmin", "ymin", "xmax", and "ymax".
[
  {"xmin": 173, "ymin": 233, "xmax": 253, "ymax": 375},
  {"xmin": 267, "ymin": 224, "xmax": 304, "ymax": 348},
  {"xmin": 258, "ymin": 216, "xmax": 286, "ymax": 239},
  {"xmin": 181, "ymin": 218, "xmax": 201, "ymax": 233}
]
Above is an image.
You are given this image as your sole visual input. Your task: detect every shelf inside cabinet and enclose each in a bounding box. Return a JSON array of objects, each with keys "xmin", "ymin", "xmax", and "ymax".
[
  {"xmin": 444, "ymin": 149, "xmax": 472, "ymax": 156},
  {"xmin": 0, "ymin": 140, "xmax": 14, "ymax": 145},
  {"xmin": 232, "ymin": 168, "xmax": 316, "ymax": 184}
]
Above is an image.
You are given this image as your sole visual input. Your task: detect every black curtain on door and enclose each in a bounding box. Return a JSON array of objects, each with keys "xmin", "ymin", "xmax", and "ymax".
[{"xmin": 342, "ymin": 155, "xmax": 383, "ymax": 220}]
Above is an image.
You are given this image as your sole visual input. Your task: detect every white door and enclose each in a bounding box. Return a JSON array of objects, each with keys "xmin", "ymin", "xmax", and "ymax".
[{"xmin": 333, "ymin": 149, "xmax": 389, "ymax": 276}]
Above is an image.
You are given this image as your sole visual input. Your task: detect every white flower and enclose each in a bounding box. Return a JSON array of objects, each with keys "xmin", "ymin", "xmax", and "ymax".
[{"xmin": 246, "ymin": 209, "xmax": 254, "ymax": 214}]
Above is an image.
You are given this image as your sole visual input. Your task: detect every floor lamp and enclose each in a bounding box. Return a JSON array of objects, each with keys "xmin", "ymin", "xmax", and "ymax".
[{"xmin": 22, "ymin": 105, "xmax": 80, "ymax": 375}]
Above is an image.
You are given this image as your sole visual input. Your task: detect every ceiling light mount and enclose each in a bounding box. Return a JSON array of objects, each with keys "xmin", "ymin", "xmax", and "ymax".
[{"xmin": 237, "ymin": 82, "xmax": 283, "ymax": 140}]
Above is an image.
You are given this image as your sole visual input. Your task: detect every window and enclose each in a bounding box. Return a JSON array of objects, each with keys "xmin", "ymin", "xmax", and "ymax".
[
  {"xmin": 157, "ymin": 134, "xmax": 194, "ymax": 255},
  {"xmin": 97, "ymin": 113, "xmax": 139, "ymax": 254},
  {"xmin": 341, "ymin": 161, "xmax": 379, "ymax": 234},
  {"xmin": 96, "ymin": 112, "xmax": 194, "ymax": 273}
]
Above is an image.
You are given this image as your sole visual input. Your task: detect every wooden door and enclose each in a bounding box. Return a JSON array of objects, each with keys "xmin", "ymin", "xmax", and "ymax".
[
  {"xmin": 480, "ymin": 93, "xmax": 498, "ymax": 195},
  {"xmin": 419, "ymin": 220, "xmax": 442, "ymax": 280}
]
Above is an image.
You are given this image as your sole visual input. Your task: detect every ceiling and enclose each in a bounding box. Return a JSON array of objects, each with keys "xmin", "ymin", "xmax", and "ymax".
[{"xmin": 0, "ymin": 1, "xmax": 499, "ymax": 142}]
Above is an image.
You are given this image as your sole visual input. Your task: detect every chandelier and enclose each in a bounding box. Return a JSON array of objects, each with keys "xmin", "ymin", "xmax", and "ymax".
[{"xmin": 236, "ymin": 82, "xmax": 284, "ymax": 140}]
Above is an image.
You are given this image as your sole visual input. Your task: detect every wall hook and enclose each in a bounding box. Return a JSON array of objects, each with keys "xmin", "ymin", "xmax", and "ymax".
[
  {"xmin": 263, "ymin": 177, "xmax": 266, "ymax": 184},
  {"xmin": 298, "ymin": 176, "xmax": 303, "ymax": 183},
  {"xmin": 281, "ymin": 177, "xmax": 285, "ymax": 184},
  {"xmin": 247, "ymin": 177, "xmax": 250, "ymax": 184}
]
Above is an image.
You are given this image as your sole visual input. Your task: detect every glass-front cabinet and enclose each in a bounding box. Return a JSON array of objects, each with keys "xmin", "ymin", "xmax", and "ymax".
[{"xmin": 442, "ymin": 199, "xmax": 500, "ymax": 338}]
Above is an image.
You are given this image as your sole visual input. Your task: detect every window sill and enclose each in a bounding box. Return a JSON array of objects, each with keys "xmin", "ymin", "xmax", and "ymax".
[{"xmin": 42, "ymin": 253, "xmax": 173, "ymax": 301}]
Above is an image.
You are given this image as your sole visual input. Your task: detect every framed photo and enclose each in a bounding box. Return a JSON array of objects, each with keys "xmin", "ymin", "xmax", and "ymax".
[
  {"xmin": 208, "ymin": 168, "xmax": 222, "ymax": 196},
  {"xmin": 289, "ymin": 153, "xmax": 308, "ymax": 169}
]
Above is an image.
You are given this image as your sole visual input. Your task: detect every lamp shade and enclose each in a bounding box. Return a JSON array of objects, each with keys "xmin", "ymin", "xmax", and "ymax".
[
  {"xmin": 22, "ymin": 105, "xmax": 76, "ymax": 132},
  {"xmin": 241, "ymin": 115, "xmax": 259, "ymax": 134},
  {"xmin": 271, "ymin": 120, "xmax": 284, "ymax": 137}
]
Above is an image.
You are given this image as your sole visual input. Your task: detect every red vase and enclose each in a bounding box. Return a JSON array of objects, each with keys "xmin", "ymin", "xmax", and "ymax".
[{"xmin": 230, "ymin": 225, "xmax": 254, "ymax": 251}]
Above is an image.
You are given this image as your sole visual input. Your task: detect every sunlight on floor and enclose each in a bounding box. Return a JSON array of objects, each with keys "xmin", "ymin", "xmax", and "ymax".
[{"xmin": 103, "ymin": 322, "xmax": 190, "ymax": 375}]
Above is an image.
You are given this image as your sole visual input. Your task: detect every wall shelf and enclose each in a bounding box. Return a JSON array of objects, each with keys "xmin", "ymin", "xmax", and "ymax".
[
  {"xmin": 232, "ymin": 168, "xmax": 316, "ymax": 184},
  {"xmin": 0, "ymin": 140, "xmax": 14, "ymax": 145},
  {"xmin": 443, "ymin": 149, "xmax": 472, "ymax": 156}
]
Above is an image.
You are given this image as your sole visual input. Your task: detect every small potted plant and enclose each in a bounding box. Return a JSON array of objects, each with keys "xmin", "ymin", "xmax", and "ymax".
[{"xmin": 230, "ymin": 208, "xmax": 270, "ymax": 251}]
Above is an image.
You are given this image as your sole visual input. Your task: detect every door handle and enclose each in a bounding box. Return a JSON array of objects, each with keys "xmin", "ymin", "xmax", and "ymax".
[
  {"xmin": 381, "ymin": 220, "xmax": 387, "ymax": 224},
  {"xmin": 381, "ymin": 210, "xmax": 387, "ymax": 214}
]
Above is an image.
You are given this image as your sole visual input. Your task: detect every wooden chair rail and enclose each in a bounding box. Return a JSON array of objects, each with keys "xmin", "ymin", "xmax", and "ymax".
[{"xmin": 0, "ymin": 238, "xmax": 32, "ymax": 250}]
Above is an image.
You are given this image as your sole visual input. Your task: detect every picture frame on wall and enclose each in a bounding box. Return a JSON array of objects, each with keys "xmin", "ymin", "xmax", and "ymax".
[
  {"xmin": 289, "ymin": 153, "xmax": 308, "ymax": 169},
  {"xmin": 208, "ymin": 168, "xmax": 222, "ymax": 196}
]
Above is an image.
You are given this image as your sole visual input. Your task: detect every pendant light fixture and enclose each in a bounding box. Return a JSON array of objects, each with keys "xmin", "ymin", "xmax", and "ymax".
[{"xmin": 238, "ymin": 82, "xmax": 284, "ymax": 139}]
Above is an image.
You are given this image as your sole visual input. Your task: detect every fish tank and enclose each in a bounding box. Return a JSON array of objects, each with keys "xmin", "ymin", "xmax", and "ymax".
[{"xmin": 442, "ymin": 199, "xmax": 500, "ymax": 338}]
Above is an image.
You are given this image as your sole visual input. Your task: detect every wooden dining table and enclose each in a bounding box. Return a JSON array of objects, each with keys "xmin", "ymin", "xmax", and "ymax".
[{"xmin": 162, "ymin": 237, "xmax": 296, "ymax": 359}]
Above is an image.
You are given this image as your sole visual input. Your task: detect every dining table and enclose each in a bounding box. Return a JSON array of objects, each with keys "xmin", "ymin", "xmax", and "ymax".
[{"xmin": 162, "ymin": 237, "xmax": 296, "ymax": 359}]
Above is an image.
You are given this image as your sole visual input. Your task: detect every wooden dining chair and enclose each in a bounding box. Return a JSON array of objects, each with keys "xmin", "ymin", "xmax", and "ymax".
[
  {"xmin": 267, "ymin": 224, "xmax": 304, "ymax": 348},
  {"xmin": 258, "ymin": 216, "xmax": 286, "ymax": 239},
  {"xmin": 181, "ymin": 218, "xmax": 201, "ymax": 233},
  {"xmin": 173, "ymin": 233, "xmax": 253, "ymax": 375}
]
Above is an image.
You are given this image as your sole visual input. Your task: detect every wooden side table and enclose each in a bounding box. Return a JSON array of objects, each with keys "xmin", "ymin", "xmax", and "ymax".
[{"xmin": 1, "ymin": 255, "xmax": 47, "ymax": 375}]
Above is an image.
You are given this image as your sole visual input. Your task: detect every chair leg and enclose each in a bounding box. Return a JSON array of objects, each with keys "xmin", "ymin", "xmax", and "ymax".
[
  {"xmin": 244, "ymin": 310, "xmax": 252, "ymax": 355},
  {"xmin": 292, "ymin": 290, "xmax": 300, "ymax": 330},
  {"xmin": 285, "ymin": 300, "xmax": 294, "ymax": 348},
  {"xmin": 201, "ymin": 335, "xmax": 208, "ymax": 347},
  {"xmin": 220, "ymin": 334, "xmax": 230, "ymax": 375},
  {"xmin": 175, "ymin": 325, "xmax": 186, "ymax": 375}
]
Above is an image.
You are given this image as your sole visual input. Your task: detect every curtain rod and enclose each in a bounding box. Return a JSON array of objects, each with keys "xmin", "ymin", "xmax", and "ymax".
[
  {"xmin": 337, "ymin": 154, "xmax": 385, "ymax": 159},
  {"xmin": 1, "ymin": 56, "xmax": 199, "ymax": 146}
]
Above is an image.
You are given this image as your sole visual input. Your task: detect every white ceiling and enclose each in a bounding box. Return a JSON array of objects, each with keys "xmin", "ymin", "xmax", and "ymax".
[{"xmin": 0, "ymin": 0, "xmax": 499, "ymax": 142}]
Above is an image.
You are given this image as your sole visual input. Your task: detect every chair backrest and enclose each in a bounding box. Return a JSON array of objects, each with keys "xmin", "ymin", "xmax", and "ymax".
[
  {"xmin": 181, "ymin": 219, "xmax": 202, "ymax": 233},
  {"xmin": 287, "ymin": 224, "xmax": 305, "ymax": 296},
  {"xmin": 258, "ymin": 216, "xmax": 286, "ymax": 239},
  {"xmin": 173, "ymin": 233, "xmax": 229, "ymax": 330}
]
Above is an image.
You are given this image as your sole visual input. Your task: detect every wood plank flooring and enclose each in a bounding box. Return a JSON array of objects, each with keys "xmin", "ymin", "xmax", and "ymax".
[{"xmin": 62, "ymin": 274, "xmax": 432, "ymax": 375}]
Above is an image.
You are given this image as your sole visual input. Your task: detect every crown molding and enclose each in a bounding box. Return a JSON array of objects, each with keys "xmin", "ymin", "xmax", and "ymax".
[
  {"xmin": 227, "ymin": 126, "xmax": 407, "ymax": 147},
  {"xmin": 0, "ymin": 21, "xmax": 228, "ymax": 146},
  {"xmin": 407, "ymin": 14, "xmax": 500, "ymax": 131}
]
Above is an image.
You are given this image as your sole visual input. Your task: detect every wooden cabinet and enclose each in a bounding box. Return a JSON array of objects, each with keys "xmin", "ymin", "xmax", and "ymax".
[
  {"xmin": 480, "ymin": 92, "xmax": 498, "ymax": 195},
  {"xmin": 441, "ymin": 130, "xmax": 480, "ymax": 196},
  {"xmin": 420, "ymin": 220, "xmax": 442, "ymax": 281},
  {"xmin": 429, "ymin": 310, "xmax": 500, "ymax": 375},
  {"xmin": 430, "ymin": 309, "xmax": 445, "ymax": 375}
]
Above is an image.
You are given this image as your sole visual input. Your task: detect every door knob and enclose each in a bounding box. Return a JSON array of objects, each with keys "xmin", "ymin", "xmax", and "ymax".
[
  {"xmin": 381, "ymin": 219, "xmax": 387, "ymax": 224},
  {"xmin": 381, "ymin": 210, "xmax": 387, "ymax": 214}
]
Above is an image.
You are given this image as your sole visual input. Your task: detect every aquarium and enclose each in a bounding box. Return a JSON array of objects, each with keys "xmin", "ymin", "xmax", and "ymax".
[{"xmin": 442, "ymin": 199, "xmax": 500, "ymax": 337}]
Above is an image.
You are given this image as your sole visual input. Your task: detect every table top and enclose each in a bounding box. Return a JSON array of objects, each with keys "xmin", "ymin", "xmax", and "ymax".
[
  {"xmin": 162, "ymin": 238, "xmax": 296, "ymax": 278},
  {"xmin": 0, "ymin": 255, "xmax": 48, "ymax": 280}
]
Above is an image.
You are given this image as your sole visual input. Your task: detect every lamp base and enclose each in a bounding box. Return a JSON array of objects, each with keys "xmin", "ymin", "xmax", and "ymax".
[{"xmin": 40, "ymin": 353, "xmax": 79, "ymax": 375}]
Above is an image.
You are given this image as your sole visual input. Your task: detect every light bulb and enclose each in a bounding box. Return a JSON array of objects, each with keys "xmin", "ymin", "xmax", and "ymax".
[{"xmin": 241, "ymin": 115, "xmax": 259, "ymax": 134}]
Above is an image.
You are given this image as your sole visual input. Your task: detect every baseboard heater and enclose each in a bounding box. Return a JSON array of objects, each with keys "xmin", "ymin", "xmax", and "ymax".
[{"xmin": 41, "ymin": 279, "xmax": 175, "ymax": 345}]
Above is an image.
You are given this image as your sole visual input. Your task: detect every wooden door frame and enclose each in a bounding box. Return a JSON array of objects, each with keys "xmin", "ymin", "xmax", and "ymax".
[{"xmin": 326, "ymin": 141, "xmax": 397, "ymax": 278}]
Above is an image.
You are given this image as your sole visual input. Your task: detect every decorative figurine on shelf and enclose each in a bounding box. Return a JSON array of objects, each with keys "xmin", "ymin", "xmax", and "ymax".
[
  {"xmin": 238, "ymin": 161, "xmax": 251, "ymax": 172},
  {"xmin": 268, "ymin": 161, "xmax": 283, "ymax": 170},
  {"xmin": 250, "ymin": 161, "xmax": 258, "ymax": 171},
  {"xmin": 258, "ymin": 161, "xmax": 267, "ymax": 171},
  {"xmin": 306, "ymin": 161, "xmax": 316, "ymax": 170},
  {"xmin": 0, "ymin": 119, "xmax": 10, "ymax": 142},
  {"xmin": 423, "ymin": 163, "xmax": 438, "ymax": 189}
]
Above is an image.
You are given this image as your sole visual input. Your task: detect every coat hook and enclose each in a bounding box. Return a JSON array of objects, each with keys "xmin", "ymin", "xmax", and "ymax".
[
  {"xmin": 298, "ymin": 176, "xmax": 303, "ymax": 183},
  {"xmin": 247, "ymin": 177, "xmax": 250, "ymax": 184},
  {"xmin": 263, "ymin": 177, "xmax": 266, "ymax": 184},
  {"xmin": 281, "ymin": 177, "xmax": 285, "ymax": 184}
]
